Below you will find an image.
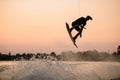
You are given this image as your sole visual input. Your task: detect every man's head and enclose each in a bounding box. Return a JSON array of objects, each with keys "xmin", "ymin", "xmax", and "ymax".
[{"xmin": 86, "ymin": 16, "xmax": 93, "ymax": 21}]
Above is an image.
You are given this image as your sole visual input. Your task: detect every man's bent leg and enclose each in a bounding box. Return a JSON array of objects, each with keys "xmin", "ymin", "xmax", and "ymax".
[
  {"xmin": 73, "ymin": 32, "xmax": 81, "ymax": 42},
  {"xmin": 69, "ymin": 27, "xmax": 74, "ymax": 33},
  {"xmin": 79, "ymin": 28, "xmax": 84, "ymax": 37},
  {"xmin": 79, "ymin": 30, "xmax": 82, "ymax": 37},
  {"xmin": 70, "ymin": 25, "xmax": 79, "ymax": 33}
]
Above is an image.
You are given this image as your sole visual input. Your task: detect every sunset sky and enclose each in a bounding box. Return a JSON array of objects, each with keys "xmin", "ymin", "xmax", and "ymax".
[{"xmin": 0, "ymin": 0, "xmax": 120, "ymax": 54}]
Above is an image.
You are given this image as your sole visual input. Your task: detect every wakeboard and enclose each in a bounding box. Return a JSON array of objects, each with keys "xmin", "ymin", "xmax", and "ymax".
[{"xmin": 66, "ymin": 23, "xmax": 78, "ymax": 48}]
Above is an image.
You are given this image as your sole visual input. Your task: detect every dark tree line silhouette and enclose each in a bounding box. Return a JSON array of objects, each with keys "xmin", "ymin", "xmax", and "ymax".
[
  {"xmin": 0, "ymin": 50, "xmax": 120, "ymax": 61},
  {"xmin": 0, "ymin": 45, "xmax": 120, "ymax": 61}
]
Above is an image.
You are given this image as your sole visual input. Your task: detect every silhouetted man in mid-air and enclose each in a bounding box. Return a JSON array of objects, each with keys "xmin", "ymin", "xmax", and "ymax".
[{"xmin": 70, "ymin": 15, "xmax": 92, "ymax": 42}]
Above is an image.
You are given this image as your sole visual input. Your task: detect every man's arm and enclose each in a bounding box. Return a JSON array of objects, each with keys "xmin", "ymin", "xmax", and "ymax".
[{"xmin": 81, "ymin": 24, "xmax": 87, "ymax": 29}]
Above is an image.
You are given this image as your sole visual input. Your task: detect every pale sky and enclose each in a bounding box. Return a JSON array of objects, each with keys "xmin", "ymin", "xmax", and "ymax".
[{"xmin": 0, "ymin": 0, "xmax": 120, "ymax": 54}]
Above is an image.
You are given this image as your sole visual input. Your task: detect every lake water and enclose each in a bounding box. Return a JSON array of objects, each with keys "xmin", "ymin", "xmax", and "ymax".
[{"xmin": 0, "ymin": 60, "xmax": 120, "ymax": 80}]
